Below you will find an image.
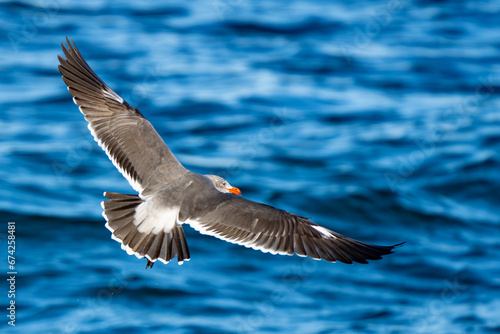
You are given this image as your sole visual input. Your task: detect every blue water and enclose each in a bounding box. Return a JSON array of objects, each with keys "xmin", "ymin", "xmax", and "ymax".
[{"xmin": 1, "ymin": 0, "xmax": 500, "ymax": 333}]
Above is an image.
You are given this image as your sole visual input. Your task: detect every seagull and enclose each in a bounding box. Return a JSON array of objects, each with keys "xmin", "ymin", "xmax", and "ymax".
[{"xmin": 58, "ymin": 38, "xmax": 402, "ymax": 269}]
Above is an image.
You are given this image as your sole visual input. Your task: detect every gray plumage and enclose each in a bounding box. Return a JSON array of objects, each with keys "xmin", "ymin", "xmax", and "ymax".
[{"xmin": 58, "ymin": 38, "xmax": 402, "ymax": 268}]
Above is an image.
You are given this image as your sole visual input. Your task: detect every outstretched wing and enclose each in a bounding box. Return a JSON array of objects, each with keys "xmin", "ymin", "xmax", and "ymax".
[
  {"xmin": 58, "ymin": 38, "xmax": 186, "ymax": 195},
  {"xmin": 186, "ymin": 191, "xmax": 402, "ymax": 264}
]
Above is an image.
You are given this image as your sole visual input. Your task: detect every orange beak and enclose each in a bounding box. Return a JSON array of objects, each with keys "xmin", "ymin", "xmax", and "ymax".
[{"xmin": 228, "ymin": 186, "xmax": 241, "ymax": 196}]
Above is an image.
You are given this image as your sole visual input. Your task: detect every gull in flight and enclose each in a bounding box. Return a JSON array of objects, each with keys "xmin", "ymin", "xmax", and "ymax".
[{"xmin": 58, "ymin": 38, "xmax": 402, "ymax": 268}]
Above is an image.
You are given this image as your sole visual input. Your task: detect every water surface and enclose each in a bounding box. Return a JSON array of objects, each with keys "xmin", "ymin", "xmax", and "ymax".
[{"xmin": 1, "ymin": 0, "xmax": 500, "ymax": 333}]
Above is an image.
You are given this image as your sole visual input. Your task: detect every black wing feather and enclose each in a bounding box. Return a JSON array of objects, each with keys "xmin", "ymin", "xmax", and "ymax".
[
  {"xmin": 58, "ymin": 37, "xmax": 186, "ymax": 195},
  {"xmin": 187, "ymin": 191, "xmax": 403, "ymax": 264}
]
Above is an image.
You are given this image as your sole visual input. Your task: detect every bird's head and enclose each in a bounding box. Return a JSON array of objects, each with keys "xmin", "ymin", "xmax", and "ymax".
[{"xmin": 205, "ymin": 175, "xmax": 241, "ymax": 196}]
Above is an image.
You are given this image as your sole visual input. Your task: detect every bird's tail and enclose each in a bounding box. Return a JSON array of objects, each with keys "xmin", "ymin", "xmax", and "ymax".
[{"xmin": 101, "ymin": 192, "xmax": 190, "ymax": 267}]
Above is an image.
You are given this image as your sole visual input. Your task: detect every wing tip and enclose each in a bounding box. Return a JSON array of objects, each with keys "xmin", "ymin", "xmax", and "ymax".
[
  {"xmin": 393, "ymin": 241, "xmax": 406, "ymax": 248},
  {"xmin": 388, "ymin": 241, "xmax": 406, "ymax": 253}
]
